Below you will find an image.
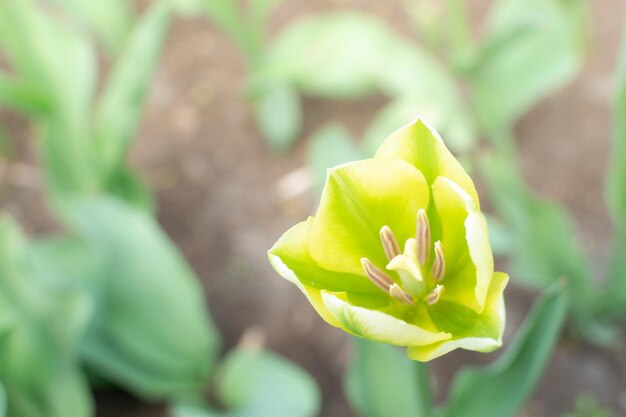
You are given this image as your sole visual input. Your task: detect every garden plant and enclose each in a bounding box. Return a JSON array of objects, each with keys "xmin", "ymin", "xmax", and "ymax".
[{"xmin": 0, "ymin": 0, "xmax": 623, "ymax": 416}]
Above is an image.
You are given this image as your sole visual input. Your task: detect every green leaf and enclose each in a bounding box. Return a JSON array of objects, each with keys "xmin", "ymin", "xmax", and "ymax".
[
  {"xmin": 63, "ymin": 196, "xmax": 220, "ymax": 400},
  {"xmin": 0, "ymin": 0, "xmax": 98, "ymax": 196},
  {"xmin": 307, "ymin": 123, "xmax": 363, "ymax": 192},
  {"xmin": 471, "ymin": 0, "xmax": 586, "ymax": 132},
  {"xmin": 606, "ymin": 11, "xmax": 626, "ymax": 238},
  {"xmin": 0, "ymin": 72, "xmax": 50, "ymax": 115},
  {"xmin": 172, "ymin": 346, "xmax": 321, "ymax": 417},
  {"xmin": 50, "ymin": 0, "xmax": 134, "ymax": 53},
  {"xmin": 0, "ymin": 382, "xmax": 5, "ymax": 417},
  {"xmin": 103, "ymin": 167, "xmax": 155, "ymax": 212},
  {"xmin": 94, "ymin": 0, "xmax": 172, "ymax": 180},
  {"xmin": 560, "ymin": 394, "xmax": 615, "ymax": 417},
  {"xmin": 253, "ymin": 84, "xmax": 302, "ymax": 151},
  {"xmin": 439, "ymin": 281, "xmax": 568, "ymax": 417},
  {"xmin": 262, "ymin": 12, "xmax": 406, "ymax": 98},
  {"xmin": 0, "ymin": 217, "xmax": 93, "ymax": 417},
  {"xmin": 345, "ymin": 338, "xmax": 432, "ymax": 417},
  {"xmin": 201, "ymin": 0, "xmax": 249, "ymax": 57},
  {"xmin": 262, "ymin": 12, "xmax": 475, "ymax": 150},
  {"xmin": 248, "ymin": 0, "xmax": 282, "ymax": 41},
  {"xmin": 600, "ymin": 236, "xmax": 626, "ymax": 320},
  {"xmin": 480, "ymin": 153, "xmax": 591, "ymax": 294}
]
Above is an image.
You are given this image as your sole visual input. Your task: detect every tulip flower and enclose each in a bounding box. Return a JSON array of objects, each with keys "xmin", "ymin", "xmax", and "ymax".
[{"xmin": 269, "ymin": 118, "xmax": 508, "ymax": 361}]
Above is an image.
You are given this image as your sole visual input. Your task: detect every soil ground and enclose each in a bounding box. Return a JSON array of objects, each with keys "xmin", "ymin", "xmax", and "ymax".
[{"xmin": 1, "ymin": 1, "xmax": 625, "ymax": 416}]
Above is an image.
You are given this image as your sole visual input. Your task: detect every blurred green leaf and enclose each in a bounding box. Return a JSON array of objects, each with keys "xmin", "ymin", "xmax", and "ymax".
[
  {"xmin": 0, "ymin": 217, "xmax": 93, "ymax": 417},
  {"xmin": 485, "ymin": 214, "xmax": 515, "ymax": 257},
  {"xmin": 262, "ymin": 12, "xmax": 475, "ymax": 151},
  {"xmin": 471, "ymin": 0, "xmax": 586, "ymax": 133},
  {"xmin": 201, "ymin": 0, "xmax": 249, "ymax": 55},
  {"xmin": 0, "ymin": 73, "xmax": 50, "ymax": 115},
  {"xmin": 345, "ymin": 339, "xmax": 432, "ymax": 417},
  {"xmin": 600, "ymin": 237, "xmax": 626, "ymax": 320},
  {"xmin": 217, "ymin": 346, "xmax": 320, "ymax": 417},
  {"xmin": 0, "ymin": 0, "xmax": 98, "ymax": 196},
  {"xmin": 63, "ymin": 196, "xmax": 220, "ymax": 400},
  {"xmin": 94, "ymin": 0, "xmax": 172, "ymax": 180},
  {"xmin": 253, "ymin": 84, "xmax": 302, "ymax": 151},
  {"xmin": 249, "ymin": 0, "xmax": 281, "ymax": 40},
  {"xmin": 480, "ymin": 153, "xmax": 591, "ymax": 294},
  {"xmin": 104, "ymin": 167, "xmax": 155, "ymax": 212},
  {"xmin": 50, "ymin": 0, "xmax": 134, "ymax": 53},
  {"xmin": 560, "ymin": 394, "xmax": 615, "ymax": 417},
  {"xmin": 439, "ymin": 281, "xmax": 568, "ymax": 417},
  {"xmin": 0, "ymin": 382, "xmax": 5, "ymax": 417},
  {"xmin": 172, "ymin": 346, "xmax": 320, "ymax": 417},
  {"xmin": 606, "ymin": 11, "xmax": 626, "ymax": 238},
  {"xmin": 262, "ymin": 12, "xmax": 402, "ymax": 99},
  {"xmin": 307, "ymin": 123, "xmax": 363, "ymax": 192},
  {"xmin": 26, "ymin": 236, "xmax": 95, "ymax": 290}
]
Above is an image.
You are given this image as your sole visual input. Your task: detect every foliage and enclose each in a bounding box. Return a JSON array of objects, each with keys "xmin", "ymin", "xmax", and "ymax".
[
  {"xmin": 560, "ymin": 395, "xmax": 614, "ymax": 417},
  {"xmin": 345, "ymin": 282, "xmax": 568, "ymax": 417},
  {"xmin": 172, "ymin": 345, "xmax": 320, "ymax": 417},
  {"xmin": 0, "ymin": 0, "xmax": 321, "ymax": 416}
]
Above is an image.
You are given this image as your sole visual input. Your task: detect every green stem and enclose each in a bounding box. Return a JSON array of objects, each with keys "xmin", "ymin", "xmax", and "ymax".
[{"xmin": 415, "ymin": 361, "xmax": 433, "ymax": 417}]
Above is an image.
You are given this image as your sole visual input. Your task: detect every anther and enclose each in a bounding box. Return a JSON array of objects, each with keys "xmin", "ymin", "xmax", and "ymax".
[
  {"xmin": 389, "ymin": 283, "xmax": 414, "ymax": 305},
  {"xmin": 361, "ymin": 258, "xmax": 395, "ymax": 292},
  {"xmin": 380, "ymin": 225, "xmax": 401, "ymax": 261},
  {"xmin": 427, "ymin": 285, "xmax": 444, "ymax": 305},
  {"xmin": 432, "ymin": 241, "xmax": 445, "ymax": 281},
  {"xmin": 416, "ymin": 209, "xmax": 431, "ymax": 265}
]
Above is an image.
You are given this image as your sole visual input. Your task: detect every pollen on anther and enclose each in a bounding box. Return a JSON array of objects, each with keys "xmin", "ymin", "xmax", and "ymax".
[
  {"xmin": 389, "ymin": 283, "xmax": 414, "ymax": 305},
  {"xmin": 380, "ymin": 225, "xmax": 401, "ymax": 261},
  {"xmin": 432, "ymin": 241, "xmax": 445, "ymax": 281},
  {"xmin": 416, "ymin": 209, "xmax": 431, "ymax": 265},
  {"xmin": 427, "ymin": 284, "xmax": 445, "ymax": 305},
  {"xmin": 361, "ymin": 257, "xmax": 394, "ymax": 292}
]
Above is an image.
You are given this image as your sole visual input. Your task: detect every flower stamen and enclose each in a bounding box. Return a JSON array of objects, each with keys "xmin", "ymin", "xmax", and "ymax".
[
  {"xmin": 432, "ymin": 241, "xmax": 445, "ymax": 281},
  {"xmin": 361, "ymin": 257, "xmax": 395, "ymax": 291},
  {"xmin": 380, "ymin": 225, "xmax": 401, "ymax": 261},
  {"xmin": 389, "ymin": 283, "xmax": 415, "ymax": 305},
  {"xmin": 427, "ymin": 284, "xmax": 445, "ymax": 305},
  {"xmin": 416, "ymin": 208, "xmax": 430, "ymax": 265}
]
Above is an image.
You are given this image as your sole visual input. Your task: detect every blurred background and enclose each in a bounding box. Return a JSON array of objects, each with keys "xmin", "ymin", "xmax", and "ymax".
[{"xmin": 0, "ymin": 1, "xmax": 625, "ymax": 417}]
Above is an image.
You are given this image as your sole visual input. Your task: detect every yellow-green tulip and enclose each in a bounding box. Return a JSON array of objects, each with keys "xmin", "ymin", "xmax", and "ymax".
[{"xmin": 269, "ymin": 118, "xmax": 508, "ymax": 361}]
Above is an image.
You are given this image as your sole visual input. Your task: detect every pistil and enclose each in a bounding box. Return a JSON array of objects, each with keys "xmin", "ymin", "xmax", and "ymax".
[{"xmin": 363, "ymin": 212, "xmax": 448, "ymax": 306}]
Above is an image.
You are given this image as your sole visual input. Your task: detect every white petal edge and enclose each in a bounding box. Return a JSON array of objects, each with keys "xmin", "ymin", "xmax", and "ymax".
[
  {"xmin": 436, "ymin": 176, "xmax": 493, "ymax": 312},
  {"xmin": 407, "ymin": 335, "xmax": 502, "ymax": 362},
  {"xmin": 321, "ymin": 291, "xmax": 451, "ymax": 347},
  {"xmin": 408, "ymin": 273, "xmax": 507, "ymax": 361},
  {"xmin": 268, "ymin": 250, "xmax": 342, "ymax": 328}
]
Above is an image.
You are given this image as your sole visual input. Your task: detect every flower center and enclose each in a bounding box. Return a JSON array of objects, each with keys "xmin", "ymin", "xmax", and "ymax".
[{"xmin": 360, "ymin": 208, "xmax": 446, "ymax": 305}]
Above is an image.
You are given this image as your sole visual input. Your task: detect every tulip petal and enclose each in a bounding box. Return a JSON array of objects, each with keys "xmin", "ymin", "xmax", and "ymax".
[
  {"xmin": 269, "ymin": 218, "xmax": 388, "ymax": 328},
  {"xmin": 321, "ymin": 291, "xmax": 452, "ymax": 347},
  {"xmin": 432, "ymin": 176, "xmax": 493, "ymax": 312},
  {"xmin": 375, "ymin": 118, "xmax": 479, "ymax": 205},
  {"xmin": 407, "ymin": 272, "xmax": 508, "ymax": 361},
  {"xmin": 310, "ymin": 158, "xmax": 430, "ymax": 275},
  {"xmin": 269, "ymin": 218, "xmax": 381, "ymax": 294}
]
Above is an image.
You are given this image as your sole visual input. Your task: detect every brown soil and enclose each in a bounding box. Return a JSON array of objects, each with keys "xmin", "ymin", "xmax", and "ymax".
[{"xmin": 2, "ymin": 1, "xmax": 625, "ymax": 416}]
